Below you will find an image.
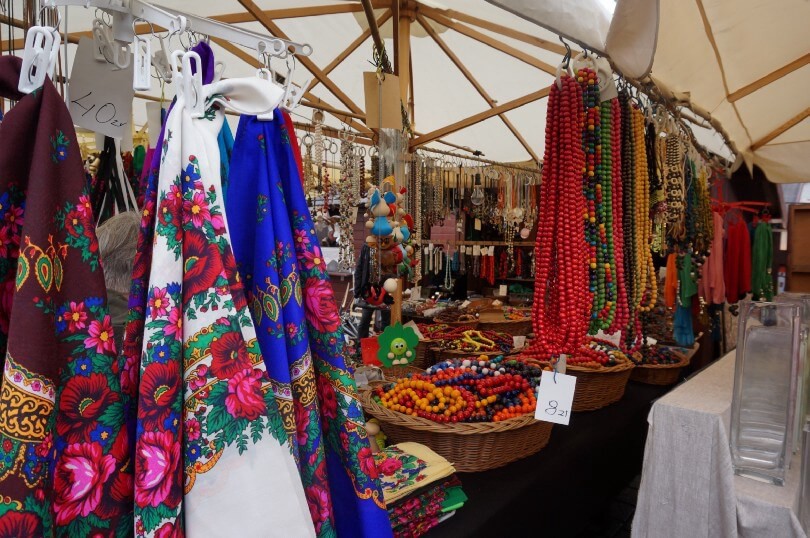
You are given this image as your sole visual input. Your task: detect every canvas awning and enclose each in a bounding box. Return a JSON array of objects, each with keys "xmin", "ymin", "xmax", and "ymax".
[{"xmin": 491, "ymin": 0, "xmax": 810, "ymax": 183}]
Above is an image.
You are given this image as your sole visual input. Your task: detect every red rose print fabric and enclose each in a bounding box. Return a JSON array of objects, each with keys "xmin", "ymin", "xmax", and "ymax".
[
  {"xmin": 129, "ymin": 57, "xmax": 314, "ymax": 537},
  {"xmin": 0, "ymin": 56, "xmax": 132, "ymax": 535}
]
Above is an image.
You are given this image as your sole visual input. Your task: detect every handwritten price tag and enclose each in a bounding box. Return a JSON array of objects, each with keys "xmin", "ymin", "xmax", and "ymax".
[
  {"xmin": 68, "ymin": 37, "xmax": 133, "ymax": 139},
  {"xmin": 534, "ymin": 370, "xmax": 576, "ymax": 425}
]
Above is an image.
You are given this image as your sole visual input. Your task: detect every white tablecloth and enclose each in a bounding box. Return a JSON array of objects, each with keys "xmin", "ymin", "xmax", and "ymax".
[{"xmin": 632, "ymin": 352, "xmax": 806, "ymax": 537}]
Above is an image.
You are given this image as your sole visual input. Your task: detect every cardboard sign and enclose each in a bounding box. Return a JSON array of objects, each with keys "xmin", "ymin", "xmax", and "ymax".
[
  {"xmin": 363, "ymin": 71, "xmax": 402, "ymax": 130},
  {"xmin": 69, "ymin": 37, "xmax": 134, "ymax": 140},
  {"xmin": 535, "ymin": 370, "xmax": 576, "ymax": 425}
]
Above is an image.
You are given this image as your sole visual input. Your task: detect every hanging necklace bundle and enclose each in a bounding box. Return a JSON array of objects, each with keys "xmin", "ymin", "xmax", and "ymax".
[
  {"xmin": 631, "ymin": 105, "xmax": 657, "ymax": 315},
  {"xmin": 337, "ymin": 133, "xmax": 358, "ymax": 271},
  {"xmin": 414, "ymin": 154, "xmax": 424, "ymax": 284},
  {"xmin": 663, "ymin": 131, "xmax": 686, "ymax": 249},
  {"xmin": 609, "ymin": 97, "xmax": 629, "ymax": 333},
  {"xmin": 523, "ymin": 70, "xmax": 589, "ymax": 359},
  {"xmin": 578, "ymin": 66, "xmax": 618, "ymax": 334},
  {"xmin": 647, "ymin": 115, "xmax": 667, "ymax": 254}
]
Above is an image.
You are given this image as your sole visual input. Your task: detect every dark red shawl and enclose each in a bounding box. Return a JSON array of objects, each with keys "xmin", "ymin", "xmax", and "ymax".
[{"xmin": 0, "ymin": 56, "xmax": 131, "ymax": 536}]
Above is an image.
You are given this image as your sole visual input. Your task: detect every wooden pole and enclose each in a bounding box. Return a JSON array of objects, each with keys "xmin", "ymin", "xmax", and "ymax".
[
  {"xmin": 397, "ymin": 3, "xmax": 412, "ymax": 107},
  {"xmin": 391, "ymin": 278, "xmax": 403, "ymax": 325}
]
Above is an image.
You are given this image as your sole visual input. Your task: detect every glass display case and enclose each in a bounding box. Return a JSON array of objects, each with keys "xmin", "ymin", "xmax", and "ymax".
[
  {"xmin": 730, "ymin": 300, "xmax": 803, "ymax": 485},
  {"xmin": 775, "ymin": 293, "xmax": 810, "ymax": 452}
]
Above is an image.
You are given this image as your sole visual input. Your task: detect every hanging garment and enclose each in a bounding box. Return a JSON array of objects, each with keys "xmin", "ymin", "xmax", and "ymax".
[
  {"xmin": 218, "ymin": 120, "xmax": 235, "ymax": 198},
  {"xmin": 133, "ymin": 144, "xmax": 146, "ymax": 179},
  {"xmin": 751, "ymin": 220, "xmax": 774, "ymax": 301},
  {"xmin": 724, "ymin": 218, "xmax": 751, "ymax": 303},
  {"xmin": 664, "ymin": 253, "xmax": 677, "ymax": 309},
  {"xmin": 698, "ymin": 211, "xmax": 725, "ymax": 304},
  {"xmin": 0, "ymin": 56, "xmax": 132, "ymax": 533},
  {"xmin": 227, "ymin": 113, "xmax": 391, "ymax": 538},
  {"xmin": 126, "ymin": 65, "xmax": 314, "ymax": 537},
  {"xmin": 674, "ymin": 253, "xmax": 697, "ymax": 346}
]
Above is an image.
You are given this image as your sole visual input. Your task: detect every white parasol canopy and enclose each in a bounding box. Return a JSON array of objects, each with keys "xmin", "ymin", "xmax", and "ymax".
[{"xmin": 491, "ymin": 0, "xmax": 810, "ymax": 183}]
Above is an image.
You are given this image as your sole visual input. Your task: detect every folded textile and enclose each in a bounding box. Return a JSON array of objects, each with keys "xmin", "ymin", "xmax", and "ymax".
[
  {"xmin": 390, "ymin": 476, "xmax": 461, "ymax": 538},
  {"xmin": 374, "ymin": 442, "xmax": 456, "ymax": 503}
]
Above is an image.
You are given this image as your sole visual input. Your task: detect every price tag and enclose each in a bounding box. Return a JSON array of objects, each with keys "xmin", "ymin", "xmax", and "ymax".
[
  {"xmin": 69, "ymin": 37, "xmax": 134, "ymax": 139},
  {"xmin": 499, "ymin": 284, "xmax": 508, "ymax": 296},
  {"xmin": 535, "ymin": 370, "xmax": 576, "ymax": 425},
  {"xmin": 466, "ymin": 246, "xmax": 473, "ymax": 255},
  {"xmin": 474, "ymin": 218, "xmax": 482, "ymax": 231},
  {"xmin": 512, "ymin": 335, "xmax": 526, "ymax": 350},
  {"xmin": 472, "ymin": 245, "xmax": 481, "ymax": 256}
]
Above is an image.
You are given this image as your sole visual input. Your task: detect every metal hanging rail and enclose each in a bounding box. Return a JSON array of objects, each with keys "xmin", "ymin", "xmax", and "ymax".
[
  {"xmin": 45, "ymin": 0, "xmax": 312, "ymax": 56},
  {"xmin": 417, "ymin": 146, "xmax": 541, "ymax": 174}
]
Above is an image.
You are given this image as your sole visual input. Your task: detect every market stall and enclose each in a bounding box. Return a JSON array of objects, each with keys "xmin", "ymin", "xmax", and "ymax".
[{"xmin": 0, "ymin": 0, "xmax": 800, "ymax": 536}]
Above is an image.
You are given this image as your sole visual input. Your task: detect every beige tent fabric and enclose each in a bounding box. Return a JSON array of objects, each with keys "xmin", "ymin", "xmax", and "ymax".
[{"xmin": 651, "ymin": 0, "xmax": 810, "ymax": 183}]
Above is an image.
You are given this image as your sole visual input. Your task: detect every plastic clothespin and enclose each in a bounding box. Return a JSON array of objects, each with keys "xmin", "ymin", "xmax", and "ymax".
[
  {"xmin": 18, "ymin": 26, "xmax": 60, "ymax": 94},
  {"xmin": 112, "ymin": 41, "xmax": 131, "ymax": 70},
  {"xmin": 182, "ymin": 51, "xmax": 205, "ymax": 118},
  {"xmin": 256, "ymin": 68, "xmax": 276, "ymax": 121},
  {"xmin": 92, "ymin": 19, "xmax": 112, "ymax": 62},
  {"xmin": 151, "ymin": 34, "xmax": 172, "ymax": 82},
  {"xmin": 132, "ymin": 33, "xmax": 151, "ymax": 91},
  {"xmin": 281, "ymin": 77, "xmax": 310, "ymax": 112}
]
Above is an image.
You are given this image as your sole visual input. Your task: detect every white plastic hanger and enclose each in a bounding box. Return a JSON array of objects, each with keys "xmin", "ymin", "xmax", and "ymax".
[
  {"xmin": 18, "ymin": 10, "xmax": 62, "ymax": 94},
  {"xmin": 181, "ymin": 50, "xmax": 205, "ymax": 118}
]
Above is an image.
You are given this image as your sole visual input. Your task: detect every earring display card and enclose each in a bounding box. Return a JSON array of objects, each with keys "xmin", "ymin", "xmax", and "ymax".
[{"xmin": 68, "ymin": 37, "xmax": 134, "ymax": 140}]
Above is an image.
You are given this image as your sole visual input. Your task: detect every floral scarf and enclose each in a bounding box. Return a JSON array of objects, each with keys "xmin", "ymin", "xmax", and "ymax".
[
  {"xmin": 0, "ymin": 57, "xmax": 132, "ymax": 535},
  {"xmin": 129, "ymin": 72, "xmax": 314, "ymax": 536},
  {"xmin": 226, "ymin": 114, "xmax": 391, "ymax": 537}
]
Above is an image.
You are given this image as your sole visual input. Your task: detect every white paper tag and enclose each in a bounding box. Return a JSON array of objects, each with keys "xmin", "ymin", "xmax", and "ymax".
[
  {"xmin": 594, "ymin": 330, "xmax": 622, "ymax": 346},
  {"xmin": 466, "ymin": 246, "xmax": 473, "ymax": 255},
  {"xmin": 472, "ymin": 245, "xmax": 481, "ymax": 256},
  {"xmin": 512, "ymin": 335, "xmax": 526, "ymax": 350},
  {"xmin": 499, "ymin": 284, "xmax": 508, "ymax": 296},
  {"xmin": 474, "ymin": 218, "xmax": 482, "ymax": 231},
  {"xmin": 535, "ymin": 370, "xmax": 576, "ymax": 425},
  {"xmin": 460, "ymin": 300, "xmax": 471, "ymax": 309},
  {"xmin": 69, "ymin": 37, "xmax": 134, "ymax": 139}
]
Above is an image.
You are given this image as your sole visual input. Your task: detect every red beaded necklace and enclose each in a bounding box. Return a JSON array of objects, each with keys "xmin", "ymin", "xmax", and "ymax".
[{"xmin": 524, "ymin": 74, "xmax": 589, "ymax": 359}]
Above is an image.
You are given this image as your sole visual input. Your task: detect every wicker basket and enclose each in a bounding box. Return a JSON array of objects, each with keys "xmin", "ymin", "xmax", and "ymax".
[
  {"xmin": 431, "ymin": 348, "xmax": 506, "ymax": 363},
  {"xmin": 477, "ymin": 309, "xmax": 532, "ymax": 336},
  {"xmin": 443, "ymin": 319, "xmax": 480, "ymax": 329},
  {"xmin": 566, "ymin": 356, "xmax": 635, "ymax": 412},
  {"xmin": 412, "ymin": 340, "xmax": 435, "ymax": 369},
  {"xmin": 360, "ymin": 392, "xmax": 553, "ymax": 472},
  {"xmin": 630, "ymin": 349, "xmax": 690, "ymax": 386},
  {"xmin": 380, "ymin": 365, "xmax": 425, "ymax": 381}
]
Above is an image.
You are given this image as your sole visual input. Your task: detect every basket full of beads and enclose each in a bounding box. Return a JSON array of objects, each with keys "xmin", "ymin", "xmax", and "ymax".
[
  {"xmin": 629, "ymin": 345, "xmax": 691, "ymax": 386},
  {"xmin": 360, "ymin": 355, "xmax": 553, "ymax": 472},
  {"xmin": 538, "ymin": 338, "xmax": 635, "ymax": 412},
  {"xmin": 428, "ymin": 327, "xmax": 514, "ymax": 362},
  {"xmin": 434, "ymin": 308, "xmax": 480, "ymax": 329},
  {"xmin": 477, "ymin": 307, "xmax": 532, "ymax": 336}
]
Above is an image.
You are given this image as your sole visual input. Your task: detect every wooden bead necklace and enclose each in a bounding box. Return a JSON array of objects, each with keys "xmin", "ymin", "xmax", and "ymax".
[
  {"xmin": 525, "ymin": 72, "xmax": 589, "ymax": 359},
  {"xmin": 609, "ymin": 97, "xmax": 629, "ymax": 333},
  {"xmin": 373, "ymin": 356, "xmax": 542, "ymax": 423}
]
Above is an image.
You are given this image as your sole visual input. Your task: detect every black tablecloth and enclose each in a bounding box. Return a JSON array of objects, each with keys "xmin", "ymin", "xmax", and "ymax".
[{"xmin": 424, "ymin": 381, "xmax": 670, "ymax": 538}]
